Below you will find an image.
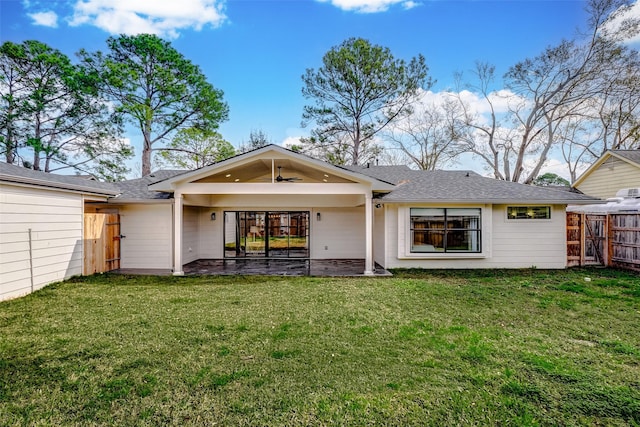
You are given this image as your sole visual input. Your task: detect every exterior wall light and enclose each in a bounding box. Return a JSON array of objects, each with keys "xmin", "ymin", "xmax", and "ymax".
[
  {"xmin": 210, "ymin": 212, "xmax": 216, "ymax": 221},
  {"xmin": 316, "ymin": 212, "xmax": 321, "ymax": 221}
]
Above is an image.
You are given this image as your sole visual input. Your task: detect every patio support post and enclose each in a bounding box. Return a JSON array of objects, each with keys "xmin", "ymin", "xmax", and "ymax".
[
  {"xmin": 364, "ymin": 193, "xmax": 374, "ymax": 275},
  {"xmin": 173, "ymin": 191, "xmax": 184, "ymax": 276}
]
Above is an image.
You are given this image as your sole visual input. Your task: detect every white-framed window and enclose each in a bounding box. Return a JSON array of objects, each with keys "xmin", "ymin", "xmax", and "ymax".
[
  {"xmin": 507, "ymin": 206, "xmax": 551, "ymax": 220},
  {"xmin": 410, "ymin": 208, "xmax": 481, "ymax": 253}
]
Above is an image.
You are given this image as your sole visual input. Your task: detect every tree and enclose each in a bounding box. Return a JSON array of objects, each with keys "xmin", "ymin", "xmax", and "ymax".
[
  {"xmin": 451, "ymin": 62, "xmax": 517, "ymax": 180},
  {"xmin": 559, "ymin": 45, "xmax": 640, "ymax": 182},
  {"xmin": 80, "ymin": 34, "xmax": 229, "ymax": 176},
  {"xmin": 301, "ymin": 37, "xmax": 431, "ymax": 165},
  {"xmin": 0, "ymin": 42, "xmax": 27, "ymax": 164},
  {"xmin": 386, "ymin": 95, "xmax": 466, "ymax": 170},
  {"xmin": 0, "ymin": 40, "xmax": 132, "ymax": 180},
  {"xmin": 238, "ymin": 129, "xmax": 272, "ymax": 153},
  {"xmin": 533, "ymin": 172, "xmax": 570, "ymax": 187},
  {"xmin": 158, "ymin": 128, "xmax": 235, "ymax": 169},
  {"xmin": 453, "ymin": 0, "xmax": 639, "ymax": 183}
]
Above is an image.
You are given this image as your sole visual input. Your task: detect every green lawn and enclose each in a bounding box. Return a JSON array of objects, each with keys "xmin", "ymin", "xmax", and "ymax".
[{"xmin": 1, "ymin": 268, "xmax": 639, "ymax": 426}]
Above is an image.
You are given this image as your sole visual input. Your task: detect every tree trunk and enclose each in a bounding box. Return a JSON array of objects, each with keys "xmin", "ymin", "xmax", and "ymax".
[{"xmin": 141, "ymin": 119, "xmax": 153, "ymax": 176}]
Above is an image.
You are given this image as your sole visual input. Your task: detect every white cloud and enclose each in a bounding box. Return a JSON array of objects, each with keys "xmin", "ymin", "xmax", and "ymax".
[
  {"xmin": 316, "ymin": 0, "xmax": 419, "ymax": 13},
  {"xmin": 281, "ymin": 136, "xmax": 303, "ymax": 148},
  {"xmin": 67, "ymin": 0, "xmax": 227, "ymax": 38},
  {"xmin": 603, "ymin": 0, "xmax": 640, "ymax": 44},
  {"xmin": 28, "ymin": 11, "xmax": 59, "ymax": 27},
  {"xmin": 402, "ymin": 1, "xmax": 419, "ymax": 10}
]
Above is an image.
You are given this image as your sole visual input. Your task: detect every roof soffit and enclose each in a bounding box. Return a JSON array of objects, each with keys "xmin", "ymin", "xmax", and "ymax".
[{"xmin": 148, "ymin": 145, "xmax": 394, "ymax": 191}]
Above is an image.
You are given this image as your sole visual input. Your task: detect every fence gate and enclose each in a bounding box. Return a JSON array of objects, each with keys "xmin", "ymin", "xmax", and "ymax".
[
  {"xmin": 585, "ymin": 214, "xmax": 607, "ymax": 265},
  {"xmin": 566, "ymin": 213, "xmax": 607, "ymax": 267},
  {"xmin": 84, "ymin": 213, "xmax": 121, "ymax": 274},
  {"xmin": 566, "ymin": 212, "xmax": 582, "ymax": 267}
]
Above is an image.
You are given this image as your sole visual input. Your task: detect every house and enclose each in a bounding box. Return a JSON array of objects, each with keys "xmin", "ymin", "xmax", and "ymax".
[
  {"xmin": 0, "ymin": 161, "xmax": 119, "ymax": 301},
  {"xmin": 573, "ymin": 150, "xmax": 640, "ymax": 199},
  {"xmin": 1, "ymin": 144, "xmax": 601, "ymax": 300},
  {"xmin": 102, "ymin": 145, "xmax": 598, "ymax": 273}
]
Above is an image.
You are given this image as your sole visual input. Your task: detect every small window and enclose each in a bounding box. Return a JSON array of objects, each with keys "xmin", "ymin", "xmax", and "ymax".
[
  {"xmin": 507, "ymin": 206, "xmax": 551, "ymax": 220},
  {"xmin": 410, "ymin": 208, "xmax": 481, "ymax": 253}
]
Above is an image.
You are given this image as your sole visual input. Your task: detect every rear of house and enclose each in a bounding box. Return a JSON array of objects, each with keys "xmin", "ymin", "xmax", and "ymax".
[
  {"xmin": 2, "ymin": 145, "xmax": 601, "ymax": 298},
  {"xmin": 95, "ymin": 145, "xmax": 598, "ymax": 274}
]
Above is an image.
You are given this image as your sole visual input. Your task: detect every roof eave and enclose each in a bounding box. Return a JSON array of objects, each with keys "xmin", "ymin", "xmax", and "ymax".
[
  {"xmin": 107, "ymin": 198, "xmax": 173, "ymax": 204},
  {"xmin": 148, "ymin": 145, "xmax": 395, "ymax": 191},
  {"xmin": 0, "ymin": 174, "xmax": 120, "ymax": 197},
  {"xmin": 376, "ymin": 198, "xmax": 604, "ymax": 205}
]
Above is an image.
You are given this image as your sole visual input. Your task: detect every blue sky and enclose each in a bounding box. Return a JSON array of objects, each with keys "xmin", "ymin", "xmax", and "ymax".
[{"xmin": 0, "ymin": 0, "xmax": 605, "ymax": 173}]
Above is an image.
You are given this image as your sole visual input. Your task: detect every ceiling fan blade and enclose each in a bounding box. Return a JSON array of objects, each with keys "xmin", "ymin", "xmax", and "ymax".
[{"xmin": 275, "ymin": 166, "xmax": 301, "ymax": 182}]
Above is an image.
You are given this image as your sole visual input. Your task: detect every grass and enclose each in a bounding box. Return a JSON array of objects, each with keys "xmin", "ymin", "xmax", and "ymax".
[{"xmin": 1, "ymin": 268, "xmax": 639, "ymax": 426}]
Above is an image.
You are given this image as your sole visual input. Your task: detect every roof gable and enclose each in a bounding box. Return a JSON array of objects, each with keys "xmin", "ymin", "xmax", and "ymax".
[
  {"xmin": 574, "ymin": 150, "xmax": 640, "ymax": 187},
  {"xmin": 148, "ymin": 145, "xmax": 395, "ymax": 191}
]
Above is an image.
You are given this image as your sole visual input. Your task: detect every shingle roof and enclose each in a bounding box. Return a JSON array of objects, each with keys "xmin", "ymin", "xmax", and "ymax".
[
  {"xmin": 0, "ymin": 161, "xmax": 119, "ymax": 195},
  {"xmin": 112, "ymin": 170, "xmax": 186, "ymax": 200},
  {"xmin": 612, "ymin": 150, "xmax": 640, "ymax": 165},
  {"xmin": 341, "ymin": 165, "xmax": 412, "ymax": 184},
  {"xmin": 376, "ymin": 170, "xmax": 598, "ymax": 203}
]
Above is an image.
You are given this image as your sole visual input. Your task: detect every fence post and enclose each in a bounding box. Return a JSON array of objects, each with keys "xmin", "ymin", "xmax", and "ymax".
[
  {"xmin": 607, "ymin": 214, "xmax": 613, "ymax": 267},
  {"xmin": 28, "ymin": 228, "xmax": 34, "ymax": 293}
]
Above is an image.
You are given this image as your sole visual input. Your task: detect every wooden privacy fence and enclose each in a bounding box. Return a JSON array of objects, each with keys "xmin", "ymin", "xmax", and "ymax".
[
  {"xmin": 567, "ymin": 212, "xmax": 640, "ymax": 271},
  {"xmin": 84, "ymin": 213, "xmax": 121, "ymax": 274}
]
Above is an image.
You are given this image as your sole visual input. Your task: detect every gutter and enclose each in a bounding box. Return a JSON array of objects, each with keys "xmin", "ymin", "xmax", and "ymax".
[
  {"xmin": 107, "ymin": 198, "xmax": 173, "ymax": 205},
  {"xmin": 374, "ymin": 198, "xmax": 605, "ymax": 205},
  {"xmin": 1, "ymin": 175, "xmax": 120, "ymax": 197}
]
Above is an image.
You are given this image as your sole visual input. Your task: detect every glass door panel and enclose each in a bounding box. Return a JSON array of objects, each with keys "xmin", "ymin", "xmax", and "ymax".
[
  {"xmin": 288, "ymin": 212, "xmax": 309, "ymax": 258},
  {"xmin": 224, "ymin": 211, "xmax": 309, "ymax": 258},
  {"xmin": 242, "ymin": 212, "xmax": 266, "ymax": 257},
  {"xmin": 224, "ymin": 212, "xmax": 239, "ymax": 257}
]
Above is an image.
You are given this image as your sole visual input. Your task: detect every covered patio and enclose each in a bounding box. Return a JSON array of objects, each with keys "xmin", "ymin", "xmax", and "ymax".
[
  {"xmin": 182, "ymin": 259, "xmax": 392, "ymax": 276},
  {"xmin": 144, "ymin": 145, "xmax": 395, "ymax": 276}
]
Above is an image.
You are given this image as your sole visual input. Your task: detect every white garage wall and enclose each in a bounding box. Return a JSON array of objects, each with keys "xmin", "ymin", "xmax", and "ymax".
[{"xmin": 0, "ymin": 184, "xmax": 84, "ymax": 301}]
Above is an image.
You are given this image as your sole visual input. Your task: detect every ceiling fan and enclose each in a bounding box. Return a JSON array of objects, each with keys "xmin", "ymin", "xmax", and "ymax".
[{"xmin": 275, "ymin": 166, "xmax": 301, "ymax": 182}]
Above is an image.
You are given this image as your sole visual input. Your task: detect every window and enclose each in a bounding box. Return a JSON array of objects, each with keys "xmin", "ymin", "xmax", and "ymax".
[
  {"xmin": 410, "ymin": 208, "xmax": 481, "ymax": 253},
  {"xmin": 507, "ymin": 206, "xmax": 551, "ymax": 220}
]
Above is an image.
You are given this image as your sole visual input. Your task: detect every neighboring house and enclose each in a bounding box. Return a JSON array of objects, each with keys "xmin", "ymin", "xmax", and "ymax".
[
  {"xmin": 0, "ymin": 144, "xmax": 601, "ymax": 300},
  {"xmin": 573, "ymin": 150, "xmax": 640, "ymax": 200},
  {"xmin": 0, "ymin": 162, "xmax": 119, "ymax": 301}
]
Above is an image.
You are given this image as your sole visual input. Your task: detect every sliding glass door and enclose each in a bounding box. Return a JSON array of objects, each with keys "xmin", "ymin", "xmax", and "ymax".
[{"xmin": 224, "ymin": 211, "xmax": 309, "ymax": 258}]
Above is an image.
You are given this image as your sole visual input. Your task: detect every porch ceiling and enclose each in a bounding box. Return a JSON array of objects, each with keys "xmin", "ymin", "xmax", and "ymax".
[{"xmin": 193, "ymin": 158, "xmax": 355, "ymax": 184}]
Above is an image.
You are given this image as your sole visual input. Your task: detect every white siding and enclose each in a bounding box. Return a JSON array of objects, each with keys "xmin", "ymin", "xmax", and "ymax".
[
  {"xmin": 373, "ymin": 204, "xmax": 385, "ymax": 266},
  {"xmin": 577, "ymin": 157, "xmax": 640, "ymax": 199},
  {"xmin": 385, "ymin": 204, "xmax": 567, "ymax": 269},
  {"xmin": 191, "ymin": 206, "xmax": 366, "ymax": 260},
  {"xmin": 199, "ymin": 208, "xmax": 223, "ymax": 259},
  {"xmin": 183, "ymin": 206, "xmax": 200, "ymax": 264},
  {"xmin": 311, "ymin": 207, "xmax": 365, "ymax": 259},
  {"xmin": 119, "ymin": 204, "xmax": 173, "ymax": 269},
  {"xmin": 0, "ymin": 184, "xmax": 84, "ymax": 301}
]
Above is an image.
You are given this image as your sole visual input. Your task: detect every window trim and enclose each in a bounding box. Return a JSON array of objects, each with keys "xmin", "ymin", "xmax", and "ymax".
[
  {"xmin": 409, "ymin": 207, "xmax": 482, "ymax": 254},
  {"xmin": 506, "ymin": 206, "xmax": 552, "ymax": 221}
]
